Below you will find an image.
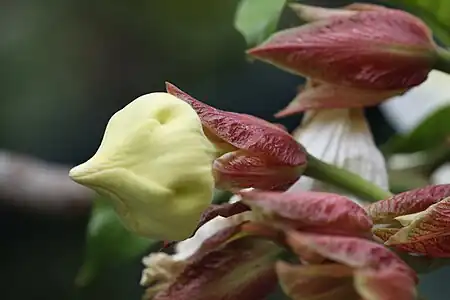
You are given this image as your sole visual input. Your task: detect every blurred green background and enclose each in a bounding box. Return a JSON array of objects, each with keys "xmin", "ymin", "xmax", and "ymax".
[{"xmin": 1, "ymin": 0, "xmax": 449, "ymax": 299}]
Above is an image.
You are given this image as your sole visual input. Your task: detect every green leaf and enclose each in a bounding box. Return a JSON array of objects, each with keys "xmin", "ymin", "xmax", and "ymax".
[
  {"xmin": 383, "ymin": 105, "xmax": 450, "ymax": 154},
  {"xmin": 75, "ymin": 198, "xmax": 158, "ymax": 287},
  {"xmin": 387, "ymin": 0, "xmax": 450, "ymax": 46},
  {"xmin": 234, "ymin": 0, "xmax": 287, "ymax": 46}
]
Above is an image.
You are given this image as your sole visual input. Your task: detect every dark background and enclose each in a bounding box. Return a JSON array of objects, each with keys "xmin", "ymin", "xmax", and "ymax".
[{"xmin": 0, "ymin": 0, "xmax": 447, "ymax": 299}]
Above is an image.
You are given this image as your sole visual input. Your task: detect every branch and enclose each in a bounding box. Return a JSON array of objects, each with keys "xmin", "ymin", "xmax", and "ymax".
[{"xmin": 0, "ymin": 150, "xmax": 93, "ymax": 215}]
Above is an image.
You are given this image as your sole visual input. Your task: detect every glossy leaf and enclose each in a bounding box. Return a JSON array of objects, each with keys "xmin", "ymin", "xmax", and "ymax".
[
  {"xmin": 234, "ymin": 0, "xmax": 286, "ymax": 46},
  {"xmin": 388, "ymin": 0, "xmax": 450, "ymax": 45},
  {"xmin": 76, "ymin": 199, "xmax": 156, "ymax": 287},
  {"xmin": 383, "ymin": 105, "xmax": 450, "ymax": 153}
]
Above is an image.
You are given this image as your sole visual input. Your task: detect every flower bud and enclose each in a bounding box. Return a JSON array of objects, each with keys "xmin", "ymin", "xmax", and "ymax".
[
  {"xmin": 248, "ymin": 4, "xmax": 437, "ymax": 110},
  {"xmin": 239, "ymin": 189, "xmax": 372, "ymax": 237},
  {"xmin": 369, "ymin": 184, "xmax": 450, "ymax": 257},
  {"xmin": 213, "ymin": 150, "xmax": 301, "ymax": 191},
  {"xmin": 277, "ymin": 232, "xmax": 417, "ymax": 300},
  {"xmin": 367, "ymin": 184, "xmax": 450, "ymax": 224},
  {"xmin": 69, "ymin": 92, "xmax": 216, "ymax": 241},
  {"xmin": 166, "ymin": 82, "xmax": 307, "ymax": 190}
]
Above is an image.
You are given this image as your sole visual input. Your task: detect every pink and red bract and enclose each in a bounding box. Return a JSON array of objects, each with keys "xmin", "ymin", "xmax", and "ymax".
[
  {"xmin": 248, "ymin": 4, "xmax": 438, "ymax": 117},
  {"xmin": 144, "ymin": 190, "xmax": 418, "ymax": 300},
  {"xmin": 166, "ymin": 82, "xmax": 307, "ymax": 191},
  {"xmin": 369, "ymin": 184, "xmax": 450, "ymax": 257},
  {"xmin": 140, "ymin": 3, "xmax": 450, "ymax": 299},
  {"xmin": 277, "ymin": 232, "xmax": 417, "ymax": 300},
  {"xmin": 239, "ymin": 189, "xmax": 372, "ymax": 237}
]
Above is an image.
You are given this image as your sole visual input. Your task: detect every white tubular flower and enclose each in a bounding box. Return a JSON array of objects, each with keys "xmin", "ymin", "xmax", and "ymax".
[
  {"xmin": 288, "ymin": 109, "xmax": 389, "ymax": 204},
  {"xmin": 69, "ymin": 92, "xmax": 216, "ymax": 241}
]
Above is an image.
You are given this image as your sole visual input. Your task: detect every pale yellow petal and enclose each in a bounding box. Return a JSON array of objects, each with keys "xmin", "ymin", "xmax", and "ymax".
[
  {"xmin": 394, "ymin": 212, "xmax": 423, "ymax": 227},
  {"xmin": 70, "ymin": 92, "xmax": 215, "ymax": 240}
]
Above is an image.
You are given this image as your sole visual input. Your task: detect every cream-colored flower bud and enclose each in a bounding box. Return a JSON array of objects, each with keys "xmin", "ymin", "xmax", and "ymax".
[{"xmin": 69, "ymin": 92, "xmax": 216, "ymax": 241}]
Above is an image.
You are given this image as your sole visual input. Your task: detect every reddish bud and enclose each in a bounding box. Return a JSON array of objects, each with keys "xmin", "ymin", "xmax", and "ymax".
[
  {"xmin": 166, "ymin": 82, "xmax": 306, "ymax": 166},
  {"xmin": 248, "ymin": 6, "xmax": 436, "ymax": 91},
  {"xmin": 166, "ymin": 82, "xmax": 307, "ymax": 190},
  {"xmin": 240, "ymin": 190, "xmax": 372, "ymax": 237},
  {"xmin": 278, "ymin": 232, "xmax": 418, "ymax": 300},
  {"xmin": 275, "ymin": 80, "xmax": 402, "ymax": 117},
  {"xmin": 367, "ymin": 184, "xmax": 450, "ymax": 224},
  {"xmin": 276, "ymin": 261, "xmax": 357, "ymax": 299},
  {"xmin": 374, "ymin": 227, "xmax": 450, "ymax": 257},
  {"xmin": 213, "ymin": 150, "xmax": 302, "ymax": 191},
  {"xmin": 373, "ymin": 197, "xmax": 450, "ymax": 257}
]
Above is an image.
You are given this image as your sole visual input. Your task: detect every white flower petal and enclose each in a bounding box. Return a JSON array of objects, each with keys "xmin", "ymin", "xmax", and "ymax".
[
  {"xmin": 228, "ymin": 188, "xmax": 254, "ymax": 204},
  {"xmin": 288, "ymin": 109, "xmax": 389, "ymax": 203},
  {"xmin": 172, "ymin": 211, "xmax": 254, "ymax": 261},
  {"xmin": 140, "ymin": 210, "xmax": 255, "ymax": 291}
]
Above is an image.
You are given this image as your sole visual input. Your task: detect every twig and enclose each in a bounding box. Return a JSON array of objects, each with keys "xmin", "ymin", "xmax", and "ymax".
[{"xmin": 0, "ymin": 150, "xmax": 93, "ymax": 215}]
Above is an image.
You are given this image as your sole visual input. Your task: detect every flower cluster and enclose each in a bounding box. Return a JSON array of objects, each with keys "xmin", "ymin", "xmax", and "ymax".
[
  {"xmin": 140, "ymin": 190, "xmax": 417, "ymax": 300},
  {"xmin": 68, "ymin": 2, "xmax": 450, "ymax": 300}
]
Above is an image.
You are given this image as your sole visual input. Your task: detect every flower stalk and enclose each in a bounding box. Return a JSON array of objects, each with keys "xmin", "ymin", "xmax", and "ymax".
[
  {"xmin": 304, "ymin": 153, "xmax": 393, "ymax": 202},
  {"xmin": 435, "ymin": 47, "xmax": 450, "ymax": 74}
]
